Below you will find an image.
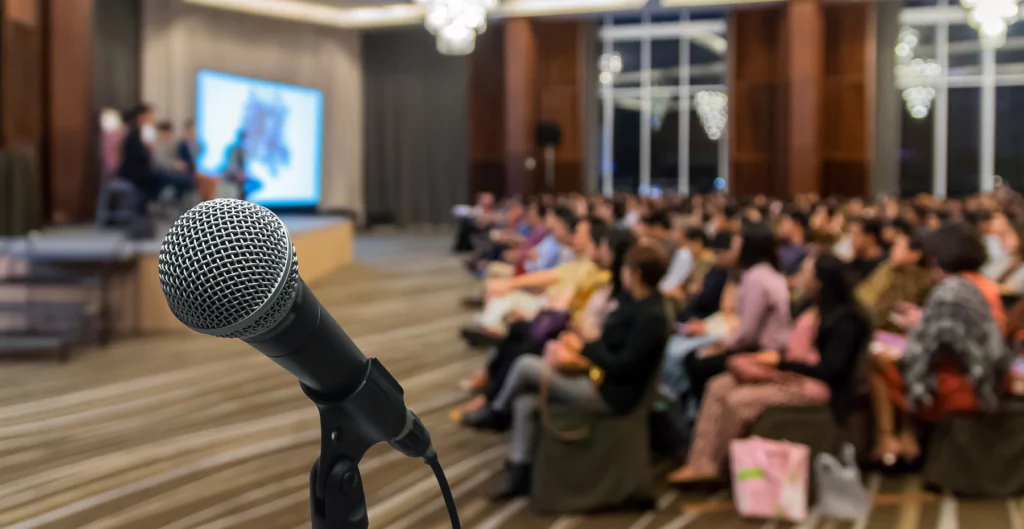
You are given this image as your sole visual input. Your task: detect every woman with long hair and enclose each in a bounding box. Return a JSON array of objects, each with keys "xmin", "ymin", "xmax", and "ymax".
[{"xmin": 668, "ymin": 253, "xmax": 870, "ymax": 485}]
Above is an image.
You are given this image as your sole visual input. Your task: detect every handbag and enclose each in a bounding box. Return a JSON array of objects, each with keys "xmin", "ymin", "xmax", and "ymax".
[
  {"xmin": 815, "ymin": 444, "xmax": 871, "ymax": 520},
  {"xmin": 730, "ymin": 436, "xmax": 810, "ymax": 522}
]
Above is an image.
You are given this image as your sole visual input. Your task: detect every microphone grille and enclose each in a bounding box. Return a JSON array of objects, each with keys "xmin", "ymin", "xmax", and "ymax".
[{"xmin": 158, "ymin": 199, "xmax": 299, "ymax": 338}]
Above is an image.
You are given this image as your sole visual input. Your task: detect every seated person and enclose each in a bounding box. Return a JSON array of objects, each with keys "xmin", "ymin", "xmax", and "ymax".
[
  {"xmin": 637, "ymin": 210, "xmax": 675, "ymax": 255},
  {"xmin": 679, "ymin": 223, "xmax": 793, "ymax": 420},
  {"xmin": 777, "ymin": 207, "xmax": 810, "ymax": 276},
  {"xmin": 855, "ymin": 226, "xmax": 934, "ymax": 332},
  {"xmin": 659, "ymin": 227, "xmax": 708, "ymax": 303},
  {"xmin": 993, "ymin": 226, "xmax": 1024, "ymax": 295},
  {"xmin": 465, "ymin": 216, "xmax": 608, "ymax": 342},
  {"xmin": 668, "ymin": 253, "xmax": 870, "ymax": 484},
  {"xmin": 660, "ymin": 280, "xmax": 738, "ymax": 404},
  {"xmin": 869, "ymin": 224, "xmax": 1011, "ymax": 465},
  {"xmin": 676, "ymin": 231, "xmax": 735, "ymax": 322},
  {"xmin": 846, "ymin": 217, "xmax": 887, "ymax": 282},
  {"xmin": 455, "ymin": 228, "xmax": 635, "ymax": 419},
  {"xmin": 483, "ymin": 245, "xmax": 671, "ymax": 500},
  {"xmin": 454, "ymin": 192, "xmax": 498, "ymax": 252},
  {"xmin": 150, "ymin": 121, "xmax": 195, "ymax": 201}
]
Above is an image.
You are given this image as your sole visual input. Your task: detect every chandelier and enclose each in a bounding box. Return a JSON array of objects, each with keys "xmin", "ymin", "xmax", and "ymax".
[
  {"xmin": 417, "ymin": 0, "xmax": 497, "ymax": 55},
  {"xmin": 598, "ymin": 52, "xmax": 623, "ymax": 86},
  {"xmin": 961, "ymin": 0, "xmax": 1019, "ymax": 48},
  {"xmin": 693, "ymin": 90, "xmax": 727, "ymax": 141},
  {"xmin": 894, "ymin": 27, "xmax": 942, "ymax": 119}
]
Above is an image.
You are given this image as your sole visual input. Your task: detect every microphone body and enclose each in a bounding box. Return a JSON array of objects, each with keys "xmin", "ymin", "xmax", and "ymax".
[
  {"xmin": 245, "ymin": 276, "xmax": 368, "ymax": 398},
  {"xmin": 157, "ymin": 200, "xmax": 440, "ymax": 528}
]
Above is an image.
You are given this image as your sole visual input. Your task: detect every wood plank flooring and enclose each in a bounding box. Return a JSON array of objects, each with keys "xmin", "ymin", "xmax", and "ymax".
[{"xmin": 0, "ymin": 233, "xmax": 1018, "ymax": 529}]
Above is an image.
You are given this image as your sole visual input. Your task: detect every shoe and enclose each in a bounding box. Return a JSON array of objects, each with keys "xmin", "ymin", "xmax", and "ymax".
[
  {"xmin": 461, "ymin": 408, "xmax": 510, "ymax": 431},
  {"xmin": 461, "ymin": 296, "xmax": 485, "ymax": 310},
  {"xmin": 490, "ymin": 463, "xmax": 532, "ymax": 501},
  {"xmin": 461, "ymin": 327, "xmax": 503, "ymax": 348}
]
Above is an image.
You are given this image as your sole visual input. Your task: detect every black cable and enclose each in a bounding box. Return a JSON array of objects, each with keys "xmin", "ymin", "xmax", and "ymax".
[{"xmin": 425, "ymin": 455, "xmax": 461, "ymax": 529}]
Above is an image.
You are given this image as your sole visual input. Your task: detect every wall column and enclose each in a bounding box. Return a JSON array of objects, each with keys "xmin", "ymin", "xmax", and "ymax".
[
  {"xmin": 503, "ymin": 18, "xmax": 538, "ymax": 196},
  {"xmin": 785, "ymin": 0, "xmax": 824, "ymax": 196}
]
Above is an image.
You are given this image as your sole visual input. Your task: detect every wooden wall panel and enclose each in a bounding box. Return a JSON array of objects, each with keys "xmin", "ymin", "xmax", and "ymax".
[
  {"xmin": 822, "ymin": 2, "xmax": 874, "ymax": 198},
  {"xmin": 535, "ymin": 20, "xmax": 583, "ymax": 194},
  {"xmin": 786, "ymin": 0, "xmax": 824, "ymax": 196},
  {"xmin": 1, "ymin": 0, "xmax": 44, "ymax": 153},
  {"xmin": 504, "ymin": 18, "xmax": 538, "ymax": 197},
  {"xmin": 468, "ymin": 26, "xmax": 505, "ymax": 198},
  {"xmin": 729, "ymin": 6, "xmax": 787, "ymax": 197},
  {"xmin": 48, "ymin": 0, "xmax": 95, "ymax": 223}
]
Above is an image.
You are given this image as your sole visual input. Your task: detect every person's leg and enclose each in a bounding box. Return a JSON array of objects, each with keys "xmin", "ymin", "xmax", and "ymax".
[
  {"xmin": 492, "ymin": 354, "xmax": 547, "ymax": 411},
  {"xmin": 508, "ymin": 393, "xmax": 541, "ymax": 465},
  {"xmin": 684, "ymin": 349, "xmax": 740, "ymax": 406},
  {"xmin": 668, "ymin": 372, "xmax": 738, "ymax": 481},
  {"xmin": 869, "ymin": 358, "xmax": 901, "ymax": 465},
  {"xmin": 661, "ymin": 335, "xmax": 721, "ymax": 402},
  {"xmin": 670, "ymin": 375, "xmax": 825, "ymax": 482}
]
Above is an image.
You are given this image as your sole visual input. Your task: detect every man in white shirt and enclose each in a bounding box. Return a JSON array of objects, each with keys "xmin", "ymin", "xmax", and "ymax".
[{"xmin": 660, "ymin": 227, "xmax": 707, "ymax": 296}]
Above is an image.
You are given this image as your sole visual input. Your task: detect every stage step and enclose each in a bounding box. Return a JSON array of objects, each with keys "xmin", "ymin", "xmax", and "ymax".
[{"xmin": 0, "ymin": 333, "xmax": 72, "ymax": 360}]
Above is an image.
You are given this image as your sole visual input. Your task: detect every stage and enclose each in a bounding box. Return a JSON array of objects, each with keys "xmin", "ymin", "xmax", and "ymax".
[{"xmin": 0, "ymin": 216, "xmax": 353, "ymax": 334}]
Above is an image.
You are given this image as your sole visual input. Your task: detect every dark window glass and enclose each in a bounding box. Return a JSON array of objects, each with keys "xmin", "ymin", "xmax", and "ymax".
[
  {"xmin": 651, "ymin": 95, "xmax": 680, "ymax": 192},
  {"xmin": 899, "ymin": 94, "xmax": 934, "ymax": 197},
  {"xmin": 996, "ymin": 86, "xmax": 1024, "ymax": 193},
  {"xmin": 947, "ymin": 87, "xmax": 980, "ymax": 197}
]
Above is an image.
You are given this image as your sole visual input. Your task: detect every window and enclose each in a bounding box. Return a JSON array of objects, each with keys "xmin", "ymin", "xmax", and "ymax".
[
  {"xmin": 898, "ymin": 5, "xmax": 1024, "ymax": 195},
  {"xmin": 598, "ymin": 13, "xmax": 728, "ymax": 195}
]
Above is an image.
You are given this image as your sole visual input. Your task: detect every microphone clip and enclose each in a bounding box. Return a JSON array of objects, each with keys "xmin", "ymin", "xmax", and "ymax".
[{"xmin": 301, "ymin": 358, "xmax": 415, "ymax": 529}]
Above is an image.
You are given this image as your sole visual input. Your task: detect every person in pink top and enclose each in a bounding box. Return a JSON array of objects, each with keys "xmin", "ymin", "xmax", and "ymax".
[{"xmin": 668, "ymin": 253, "xmax": 870, "ymax": 485}]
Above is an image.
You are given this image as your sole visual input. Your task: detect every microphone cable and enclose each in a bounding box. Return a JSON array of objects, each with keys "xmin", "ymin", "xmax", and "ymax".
[{"xmin": 424, "ymin": 454, "xmax": 460, "ymax": 529}]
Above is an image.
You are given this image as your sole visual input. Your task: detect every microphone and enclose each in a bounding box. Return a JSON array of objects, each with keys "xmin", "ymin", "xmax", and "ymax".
[{"xmin": 157, "ymin": 199, "xmax": 457, "ymax": 529}]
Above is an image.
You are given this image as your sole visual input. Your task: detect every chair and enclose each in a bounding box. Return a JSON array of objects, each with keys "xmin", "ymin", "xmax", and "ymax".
[
  {"xmin": 748, "ymin": 405, "xmax": 843, "ymax": 457},
  {"xmin": 923, "ymin": 400, "xmax": 1024, "ymax": 496},
  {"xmin": 529, "ymin": 377, "xmax": 660, "ymax": 514},
  {"xmin": 94, "ymin": 176, "xmax": 140, "ymax": 227}
]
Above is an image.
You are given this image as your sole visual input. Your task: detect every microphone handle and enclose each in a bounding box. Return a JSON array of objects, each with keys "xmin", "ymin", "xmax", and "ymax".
[{"xmin": 245, "ymin": 277, "xmax": 369, "ymax": 398}]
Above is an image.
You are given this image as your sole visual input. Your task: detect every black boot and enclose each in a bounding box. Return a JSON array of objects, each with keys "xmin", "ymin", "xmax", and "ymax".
[
  {"xmin": 490, "ymin": 463, "xmax": 531, "ymax": 501},
  {"xmin": 461, "ymin": 408, "xmax": 511, "ymax": 432}
]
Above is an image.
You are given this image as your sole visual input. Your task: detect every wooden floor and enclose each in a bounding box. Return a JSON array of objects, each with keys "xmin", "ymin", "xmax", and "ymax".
[{"xmin": 0, "ymin": 233, "xmax": 1020, "ymax": 529}]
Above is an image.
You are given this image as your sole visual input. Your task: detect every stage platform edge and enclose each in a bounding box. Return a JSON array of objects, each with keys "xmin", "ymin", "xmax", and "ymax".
[{"xmin": 136, "ymin": 218, "xmax": 354, "ymax": 333}]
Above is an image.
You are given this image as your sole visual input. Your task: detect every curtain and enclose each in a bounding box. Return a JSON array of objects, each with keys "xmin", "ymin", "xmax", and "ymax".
[
  {"xmin": 363, "ymin": 29, "xmax": 468, "ymax": 226},
  {"xmin": 94, "ymin": 0, "xmax": 141, "ymax": 113},
  {"xmin": 140, "ymin": 0, "xmax": 364, "ymax": 218}
]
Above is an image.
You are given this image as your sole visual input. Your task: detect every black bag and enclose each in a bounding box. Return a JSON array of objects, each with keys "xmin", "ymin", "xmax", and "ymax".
[{"xmin": 649, "ymin": 397, "xmax": 690, "ymax": 459}]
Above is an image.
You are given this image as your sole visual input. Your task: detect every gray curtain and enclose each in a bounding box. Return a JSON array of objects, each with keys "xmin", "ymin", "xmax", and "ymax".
[
  {"xmin": 363, "ymin": 29, "xmax": 468, "ymax": 226},
  {"xmin": 94, "ymin": 0, "xmax": 140, "ymax": 113}
]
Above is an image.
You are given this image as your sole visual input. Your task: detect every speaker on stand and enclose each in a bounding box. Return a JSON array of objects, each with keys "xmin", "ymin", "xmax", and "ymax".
[{"xmin": 535, "ymin": 122, "xmax": 561, "ymax": 192}]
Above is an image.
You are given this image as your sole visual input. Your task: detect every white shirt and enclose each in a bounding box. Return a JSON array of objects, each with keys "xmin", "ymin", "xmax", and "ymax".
[
  {"xmin": 659, "ymin": 247, "xmax": 694, "ymax": 293},
  {"xmin": 981, "ymin": 234, "xmax": 1010, "ymax": 280}
]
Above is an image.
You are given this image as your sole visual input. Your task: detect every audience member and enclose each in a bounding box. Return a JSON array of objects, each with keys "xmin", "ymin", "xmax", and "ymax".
[
  {"xmin": 668, "ymin": 253, "xmax": 870, "ymax": 484},
  {"xmin": 869, "ymin": 224, "xmax": 1011, "ymax": 465},
  {"xmin": 856, "ymin": 227, "xmax": 934, "ymax": 332},
  {"xmin": 847, "ymin": 217, "xmax": 887, "ymax": 282},
  {"xmin": 485, "ymin": 245, "xmax": 670, "ymax": 499},
  {"xmin": 777, "ymin": 207, "xmax": 810, "ymax": 276},
  {"xmin": 659, "ymin": 227, "xmax": 706, "ymax": 300}
]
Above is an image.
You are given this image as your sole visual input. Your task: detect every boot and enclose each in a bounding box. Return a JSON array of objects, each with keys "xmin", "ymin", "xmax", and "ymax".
[
  {"xmin": 461, "ymin": 408, "xmax": 511, "ymax": 432},
  {"xmin": 490, "ymin": 463, "xmax": 531, "ymax": 501}
]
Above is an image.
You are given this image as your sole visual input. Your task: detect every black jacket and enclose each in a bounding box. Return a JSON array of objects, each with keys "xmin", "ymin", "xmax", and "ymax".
[
  {"xmin": 582, "ymin": 293, "xmax": 669, "ymax": 414},
  {"xmin": 119, "ymin": 127, "xmax": 151, "ymax": 184}
]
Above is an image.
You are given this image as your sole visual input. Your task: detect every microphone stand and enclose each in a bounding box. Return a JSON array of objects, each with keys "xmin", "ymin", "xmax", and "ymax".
[{"xmin": 303, "ymin": 359, "xmax": 429, "ymax": 529}]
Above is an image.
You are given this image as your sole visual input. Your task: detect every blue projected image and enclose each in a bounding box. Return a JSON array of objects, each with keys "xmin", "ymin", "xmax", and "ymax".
[{"xmin": 195, "ymin": 70, "xmax": 323, "ymax": 207}]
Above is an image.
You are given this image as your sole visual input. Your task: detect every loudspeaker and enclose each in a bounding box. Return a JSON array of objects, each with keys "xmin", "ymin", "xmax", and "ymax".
[{"xmin": 536, "ymin": 122, "xmax": 561, "ymax": 148}]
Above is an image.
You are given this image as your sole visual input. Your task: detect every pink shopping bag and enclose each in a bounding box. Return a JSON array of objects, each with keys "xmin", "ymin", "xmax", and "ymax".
[{"xmin": 729, "ymin": 436, "xmax": 810, "ymax": 522}]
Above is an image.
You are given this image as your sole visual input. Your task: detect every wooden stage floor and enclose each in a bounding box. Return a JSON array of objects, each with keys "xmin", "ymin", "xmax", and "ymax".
[{"xmin": 0, "ymin": 234, "xmax": 1020, "ymax": 529}]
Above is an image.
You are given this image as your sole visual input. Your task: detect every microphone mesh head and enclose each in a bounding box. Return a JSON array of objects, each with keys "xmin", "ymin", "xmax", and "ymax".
[{"xmin": 158, "ymin": 199, "xmax": 299, "ymax": 339}]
